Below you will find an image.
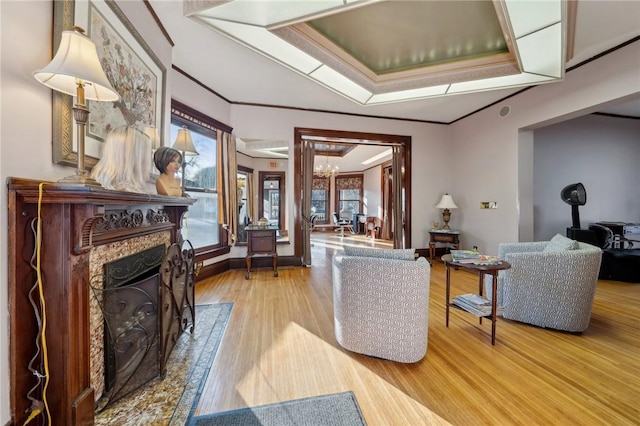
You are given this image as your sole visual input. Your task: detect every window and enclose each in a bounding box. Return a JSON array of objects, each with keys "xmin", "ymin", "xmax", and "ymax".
[
  {"xmin": 170, "ymin": 100, "xmax": 230, "ymax": 253},
  {"xmin": 311, "ymin": 177, "xmax": 329, "ymax": 223},
  {"xmin": 258, "ymin": 171, "xmax": 286, "ymax": 231},
  {"xmin": 335, "ymin": 175, "xmax": 363, "ymax": 218}
]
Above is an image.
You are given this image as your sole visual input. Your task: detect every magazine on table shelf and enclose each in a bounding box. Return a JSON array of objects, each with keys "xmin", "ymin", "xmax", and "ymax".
[
  {"xmin": 450, "ymin": 250, "xmax": 502, "ymax": 265},
  {"xmin": 452, "ymin": 293, "xmax": 493, "ymax": 316}
]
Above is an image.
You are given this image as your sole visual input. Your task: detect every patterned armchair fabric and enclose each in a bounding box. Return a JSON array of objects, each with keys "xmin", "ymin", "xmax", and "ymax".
[
  {"xmin": 485, "ymin": 240, "xmax": 602, "ymax": 332},
  {"xmin": 332, "ymin": 249, "xmax": 430, "ymax": 363}
]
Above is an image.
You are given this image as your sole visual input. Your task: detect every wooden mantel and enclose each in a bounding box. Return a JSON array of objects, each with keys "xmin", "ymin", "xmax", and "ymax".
[{"xmin": 7, "ymin": 177, "xmax": 195, "ymax": 425}]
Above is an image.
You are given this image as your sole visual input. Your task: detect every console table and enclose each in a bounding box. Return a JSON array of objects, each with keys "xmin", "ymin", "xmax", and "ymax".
[
  {"xmin": 428, "ymin": 229, "xmax": 460, "ymax": 262},
  {"xmin": 7, "ymin": 177, "xmax": 194, "ymax": 425},
  {"xmin": 245, "ymin": 225, "xmax": 279, "ymax": 279}
]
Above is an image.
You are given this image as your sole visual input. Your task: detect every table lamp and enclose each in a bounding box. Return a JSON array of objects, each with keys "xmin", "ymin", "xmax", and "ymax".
[
  {"xmin": 33, "ymin": 26, "xmax": 120, "ymax": 186},
  {"xmin": 172, "ymin": 126, "xmax": 199, "ymax": 192},
  {"xmin": 436, "ymin": 193, "xmax": 458, "ymax": 230}
]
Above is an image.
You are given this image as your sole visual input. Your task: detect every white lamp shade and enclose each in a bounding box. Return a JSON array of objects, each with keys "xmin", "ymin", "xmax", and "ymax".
[
  {"xmin": 33, "ymin": 28, "xmax": 119, "ymax": 102},
  {"xmin": 172, "ymin": 126, "xmax": 199, "ymax": 156},
  {"xmin": 436, "ymin": 193, "xmax": 458, "ymax": 209}
]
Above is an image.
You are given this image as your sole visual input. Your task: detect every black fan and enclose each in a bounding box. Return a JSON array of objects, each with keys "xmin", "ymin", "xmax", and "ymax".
[{"xmin": 561, "ymin": 182, "xmax": 587, "ymax": 229}]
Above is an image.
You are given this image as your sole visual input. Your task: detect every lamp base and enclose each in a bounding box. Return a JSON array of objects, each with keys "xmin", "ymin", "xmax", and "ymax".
[
  {"xmin": 441, "ymin": 208, "xmax": 452, "ymax": 230},
  {"xmin": 56, "ymin": 171, "xmax": 102, "ymax": 188},
  {"xmin": 54, "ymin": 103, "xmax": 103, "ymax": 188}
]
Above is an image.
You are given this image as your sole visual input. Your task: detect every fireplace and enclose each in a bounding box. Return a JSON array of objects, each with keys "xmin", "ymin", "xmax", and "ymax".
[
  {"xmin": 8, "ymin": 177, "xmax": 196, "ymax": 425},
  {"xmin": 96, "ymin": 244, "xmax": 165, "ymax": 411}
]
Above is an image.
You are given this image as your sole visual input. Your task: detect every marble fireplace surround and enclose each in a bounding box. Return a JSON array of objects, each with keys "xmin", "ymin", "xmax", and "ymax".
[{"xmin": 7, "ymin": 177, "xmax": 195, "ymax": 426}]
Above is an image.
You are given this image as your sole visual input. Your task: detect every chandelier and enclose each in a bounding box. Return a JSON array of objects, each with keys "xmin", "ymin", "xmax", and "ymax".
[{"xmin": 315, "ymin": 156, "xmax": 339, "ymax": 178}]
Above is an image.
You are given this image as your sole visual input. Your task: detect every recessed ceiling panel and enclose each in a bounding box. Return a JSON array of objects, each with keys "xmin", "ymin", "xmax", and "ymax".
[
  {"xmin": 307, "ymin": 1, "xmax": 508, "ymax": 74},
  {"xmin": 506, "ymin": 0, "xmax": 562, "ymax": 38},
  {"xmin": 197, "ymin": 0, "xmax": 346, "ymax": 27},
  {"xmin": 517, "ymin": 22, "xmax": 563, "ymax": 77}
]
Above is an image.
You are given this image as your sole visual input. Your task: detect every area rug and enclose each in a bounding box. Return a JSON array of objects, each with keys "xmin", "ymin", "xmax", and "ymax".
[
  {"xmin": 95, "ymin": 302, "xmax": 233, "ymax": 426},
  {"xmin": 188, "ymin": 391, "xmax": 367, "ymax": 426}
]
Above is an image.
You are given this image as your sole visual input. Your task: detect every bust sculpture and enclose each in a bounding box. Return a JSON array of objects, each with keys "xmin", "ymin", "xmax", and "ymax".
[{"xmin": 153, "ymin": 146, "xmax": 184, "ymax": 196}]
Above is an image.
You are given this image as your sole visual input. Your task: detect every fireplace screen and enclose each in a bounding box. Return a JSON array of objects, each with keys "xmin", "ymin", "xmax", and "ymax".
[
  {"xmin": 96, "ymin": 244, "xmax": 165, "ymax": 410},
  {"xmin": 92, "ymin": 241, "xmax": 196, "ymax": 412}
]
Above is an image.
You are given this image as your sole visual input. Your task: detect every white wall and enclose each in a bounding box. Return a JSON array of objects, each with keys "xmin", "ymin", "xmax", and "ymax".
[
  {"xmin": 533, "ymin": 114, "xmax": 640, "ymax": 240},
  {"xmin": 449, "ymin": 41, "xmax": 640, "ymax": 255}
]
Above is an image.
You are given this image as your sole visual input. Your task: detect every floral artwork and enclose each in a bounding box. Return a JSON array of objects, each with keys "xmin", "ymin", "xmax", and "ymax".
[{"xmin": 88, "ymin": 6, "xmax": 157, "ymax": 140}]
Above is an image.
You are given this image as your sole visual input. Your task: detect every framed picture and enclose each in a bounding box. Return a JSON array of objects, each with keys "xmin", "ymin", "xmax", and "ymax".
[{"xmin": 52, "ymin": 0, "xmax": 166, "ymax": 169}]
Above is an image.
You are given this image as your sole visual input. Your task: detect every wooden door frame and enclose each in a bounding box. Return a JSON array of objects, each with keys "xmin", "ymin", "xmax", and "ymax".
[{"xmin": 294, "ymin": 127, "xmax": 411, "ymax": 259}]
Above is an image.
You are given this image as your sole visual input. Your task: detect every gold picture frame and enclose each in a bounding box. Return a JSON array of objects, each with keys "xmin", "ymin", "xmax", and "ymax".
[{"xmin": 52, "ymin": 0, "xmax": 166, "ymax": 169}]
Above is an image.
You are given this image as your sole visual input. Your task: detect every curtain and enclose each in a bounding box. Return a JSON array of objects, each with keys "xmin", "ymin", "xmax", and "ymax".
[
  {"xmin": 392, "ymin": 145, "xmax": 404, "ymax": 248},
  {"xmin": 245, "ymin": 171, "xmax": 255, "ymax": 223},
  {"xmin": 217, "ymin": 130, "xmax": 237, "ymax": 245},
  {"xmin": 302, "ymin": 140, "xmax": 315, "ymax": 265},
  {"xmin": 381, "ymin": 167, "xmax": 392, "ymax": 240}
]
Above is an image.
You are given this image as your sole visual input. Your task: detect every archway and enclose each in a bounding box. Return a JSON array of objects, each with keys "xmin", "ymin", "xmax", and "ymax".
[{"xmin": 293, "ymin": 128, "xmax": 412, "ymax": 264}]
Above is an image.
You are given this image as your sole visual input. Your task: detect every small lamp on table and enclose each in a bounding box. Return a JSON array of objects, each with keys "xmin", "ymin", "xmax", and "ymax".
[{"xmin": 436, "ymin": 193, "xmax": 458, "ymax": 230}]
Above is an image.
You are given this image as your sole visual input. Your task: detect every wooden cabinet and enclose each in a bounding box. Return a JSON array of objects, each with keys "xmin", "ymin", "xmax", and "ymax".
[{"xmin": 245, "ymin": 225, "xmax": 278, "ymax": 279}]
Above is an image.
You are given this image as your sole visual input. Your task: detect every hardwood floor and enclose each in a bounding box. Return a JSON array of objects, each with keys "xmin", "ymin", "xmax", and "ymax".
[{"xmin": 193, "ymin": 233, "xmax": 640, "ymax": 425}]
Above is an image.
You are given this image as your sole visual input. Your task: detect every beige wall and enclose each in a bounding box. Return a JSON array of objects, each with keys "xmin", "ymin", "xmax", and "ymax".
[{"xmin": 1, "ymin": 0, "xmax": 639, "ymax": 421}]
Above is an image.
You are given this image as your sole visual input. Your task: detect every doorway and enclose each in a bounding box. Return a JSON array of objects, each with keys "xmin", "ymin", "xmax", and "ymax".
[{"xmin": 294, "ymin": 128, "xmax": 411, "ymax": 264}]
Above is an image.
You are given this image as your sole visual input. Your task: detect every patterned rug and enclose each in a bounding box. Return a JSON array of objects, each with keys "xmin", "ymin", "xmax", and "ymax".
[
  {"xmin": 95, "ymin": 303, "xmax": 233, "ymax": 425},
  {"xmin": 188, "ymin": 391, "xmax": 367, "ymax": 426}
]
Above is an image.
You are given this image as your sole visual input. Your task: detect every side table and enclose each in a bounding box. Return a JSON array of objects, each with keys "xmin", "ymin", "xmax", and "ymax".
[
  {"xmin": 441, "ymin": 254, "xmax": 511, "ymax": 345},
  {"xmin": 245, "ymin": 225, "xmax": 279, "ymax": 279},
  {"xmin": 428, "ymin": 229, "xmax": 460, "ymax": 262}
]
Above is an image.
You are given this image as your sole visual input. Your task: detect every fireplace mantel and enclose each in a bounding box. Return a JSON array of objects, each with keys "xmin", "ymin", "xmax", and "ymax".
[{"xmin": 7, "ymin": 177, "xmax": 195, "ymax": 425}]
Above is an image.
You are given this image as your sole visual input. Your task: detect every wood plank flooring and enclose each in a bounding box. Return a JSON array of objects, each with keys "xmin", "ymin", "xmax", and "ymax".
[{"xmin": 193, "ymin": 233, "xmax": 640, "ymax": 425}]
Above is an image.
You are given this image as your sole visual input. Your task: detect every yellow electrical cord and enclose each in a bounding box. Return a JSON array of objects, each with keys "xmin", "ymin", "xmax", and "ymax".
[{"xmin": 23, "ymin": 182, "xmax": 51, "ymax": 425}]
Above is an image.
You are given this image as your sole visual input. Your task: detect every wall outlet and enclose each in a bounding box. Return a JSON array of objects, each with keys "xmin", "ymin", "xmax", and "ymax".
[{"xmin": 473, "ymin": 245, "xmax": 478, "ymax": 251}]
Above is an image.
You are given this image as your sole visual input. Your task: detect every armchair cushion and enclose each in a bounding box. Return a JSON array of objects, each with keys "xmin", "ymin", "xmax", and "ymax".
[{"xmin": 542, "ymin": 233, "xmax": 579, "ymax": 252}]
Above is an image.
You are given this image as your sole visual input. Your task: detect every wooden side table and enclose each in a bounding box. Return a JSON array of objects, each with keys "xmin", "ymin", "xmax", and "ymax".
[
  {"xmin": 441, "ymin": 254, "xmax": 511, "ymax": 345},
  {"xmin": 428, "ymin": 229, "xmax": 460, "ymax": 262},
  {"xmin": 245, "ymin": 225, "xmax": 279, "ymax": 279}
]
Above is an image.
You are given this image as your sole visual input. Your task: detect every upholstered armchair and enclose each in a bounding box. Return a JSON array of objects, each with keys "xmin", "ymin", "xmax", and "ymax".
[
  {"xmin": 485, "ymin": 235, "xmax": 602, "ymax": 332},
  {"xmin": 332, "ymin": 247, "xmax": 430, "ymax": 363}
]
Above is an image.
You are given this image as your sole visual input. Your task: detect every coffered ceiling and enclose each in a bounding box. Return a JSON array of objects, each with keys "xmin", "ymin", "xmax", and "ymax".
[
  {"xmin": 150, "ymin": 0, "xmax": 640, "ymax": 168},
  {"xmin": 185, "ymin": 0, "xmax": 565, "ymax": 105}
]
